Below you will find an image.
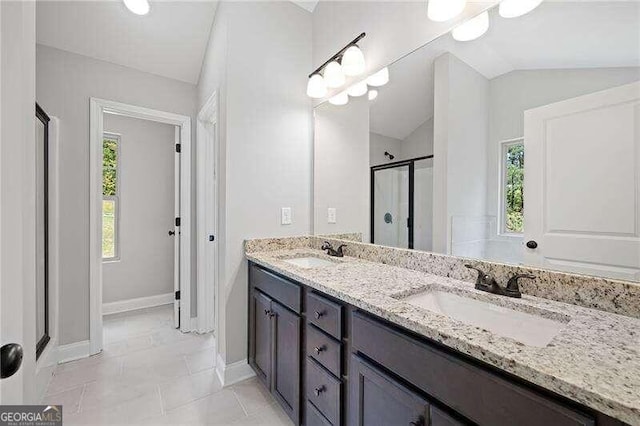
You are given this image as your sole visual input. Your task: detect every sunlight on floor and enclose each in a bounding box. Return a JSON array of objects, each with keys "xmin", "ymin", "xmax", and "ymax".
[{"xmin": 43, "ymin": 305, "xmax": 292, "ymax": 425}]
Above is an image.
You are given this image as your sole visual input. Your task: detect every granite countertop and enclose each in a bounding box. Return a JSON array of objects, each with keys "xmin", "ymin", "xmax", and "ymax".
[{"xmin": 246, "ymin": 247, "xmax": 640, "ymax": 425}]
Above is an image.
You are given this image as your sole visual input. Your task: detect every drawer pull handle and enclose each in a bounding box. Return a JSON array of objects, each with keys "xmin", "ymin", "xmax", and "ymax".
[
  {"xmin": 264, "ymin": 309, "xmax": 275, "ymax": 318},
  {"xmin": 314, "ymin": 385, "xmax": 326, "ymax": 397},
  {"xmin": 314, "ymin": 311, "xmax": 325, "ymax": 319},
  {"xmin": 314, "ymin": 346, "xmax": 325, "ymax": 355}
]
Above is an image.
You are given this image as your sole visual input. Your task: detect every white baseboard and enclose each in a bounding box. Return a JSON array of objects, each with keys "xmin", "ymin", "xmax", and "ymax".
[
  {"xmin": 102, "ymin": 292, "xmax": 174, "ymax": 315},
  {"xmin": 216, "ymin": 354, "xmax": 255, "ymax": 387},
  {"xmin": 57, "ymin": 340, "xmax": 91, "ymax": 364}
]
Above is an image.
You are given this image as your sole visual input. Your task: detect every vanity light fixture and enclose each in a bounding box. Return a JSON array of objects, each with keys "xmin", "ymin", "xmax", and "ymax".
[
  {"xmin": 306, "ymin": 33, "xmax": 366, "ymax": 98},
  {"xmin": 368, "ymin": 89, "xmax": 378, "ymax": 101},
  {"xmin": 499, "ymin": 0, "xmax": 543, "ymax": 18},
  {"xmin": 123, "ymin": 0, "xmax": 150, "ymax": 15},
  {"xmin": 323, "ymin": 61, "xmax": 346, "ymax": 88},
  {"xmin": 427, "ymin": 0, "xmax": 466, "ymax": 22},
  {"xmin": 342, "ymin": 46, "xmax": 366, "ymax": 76},
  {"xmin": 307, "ymin": 74, "xmax": 328, "ymax": 99},
  {"xmin": 347, "ymin": 81, "xmax": 368, "ymax": 97},
  {"xmin": 366, "ymin": 67, "xmax": 389, "ymax": 87},
  {"xmin": 329, "ymin": 91, "xmax": 349, "ymax": 106},
  {"xmin": 452, "ymin": 11, "xmax": 489, "ymax": 41}
]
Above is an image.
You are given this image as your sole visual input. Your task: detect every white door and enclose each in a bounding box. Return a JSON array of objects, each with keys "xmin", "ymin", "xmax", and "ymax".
[
  {"xmin": 0, "ymin": 0, "xmax": 37, "ymax": 403},
  {"xmin": 173, "ymin": 127, "xmax": 181, "ymax": 328},
  {"xmin": 524, "ymin": 81, "xmax": 640, "ymax": 281}
]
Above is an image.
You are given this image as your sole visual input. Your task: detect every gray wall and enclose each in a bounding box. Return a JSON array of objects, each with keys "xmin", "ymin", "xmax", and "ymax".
[
  {"xmin": 197, "ymin": 1, "xmax": 312, "ymax": 365},
  {"xmin": 36, "ymin": 45, "xmax": 197, "ymax": 345},
  {"xmin": 102, "ymin": 114, "xmax": 175, "ymax": 304},
  {"xmin": 433, "ymin": 53, "xmax": 489, "ymax": 254},
  {"xmin": 315, "ymin": 97, "xmax": 370, "ymax": 239}
]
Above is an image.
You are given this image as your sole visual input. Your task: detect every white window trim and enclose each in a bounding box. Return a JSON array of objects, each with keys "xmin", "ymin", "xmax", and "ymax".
[
  {"xmin": 102, "ymin": 132, "xmax": 121, "ymax": 262},
  {"xmin": 498, "ymin": 137, "xmax": 525, "ymax": 237}
]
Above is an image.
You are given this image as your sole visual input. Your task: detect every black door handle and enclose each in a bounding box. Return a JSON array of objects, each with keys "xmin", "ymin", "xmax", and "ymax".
[
  {"xmin": 526, "ymin": 240, "xmax": 538, "ymax": 249},
  {"xmin": 1, "ymin": 343, "xmax": 23, "ymax": 379},
  {"xmin": 168, "ymin": 230, "xmax": 175, "ymax": 236}
]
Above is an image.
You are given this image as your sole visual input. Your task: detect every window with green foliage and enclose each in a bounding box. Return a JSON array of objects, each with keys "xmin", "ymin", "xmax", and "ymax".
[
  {"xmin": 103, "ymin": 134, "xmax": 119, "ymax": 260},
  {"xmin": 502, "ymin": 140, "xmax": 524, "ymax": 234}
]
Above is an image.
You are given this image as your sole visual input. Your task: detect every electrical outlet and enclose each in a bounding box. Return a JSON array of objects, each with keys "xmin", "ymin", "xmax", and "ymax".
[
  {"xmin": 327, "ymin": 208, "xmax": 337, "ymax": 224},
  {"xmin": 281, "ymin": 207, "xmax": 292, "ymax": 225}
]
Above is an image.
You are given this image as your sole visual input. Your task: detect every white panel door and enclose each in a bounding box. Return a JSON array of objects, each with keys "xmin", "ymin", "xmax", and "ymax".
[
  {"xmin": 524, "ymin": 81, "xmax": 640, "ymax": 281},
  {"xmin": 173, "ymin": 127, "xmax": 181, "ymax": 328}
]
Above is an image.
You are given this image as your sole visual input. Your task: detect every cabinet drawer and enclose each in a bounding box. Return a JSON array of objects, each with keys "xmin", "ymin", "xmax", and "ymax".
[
  {"xmin": 351, "ymin": 311, "xmax": 595, "ymax": 426},
  {"xmin": 307, "ymin": 324, "xmax": 342, "ymax": 377},
  {"xmin": 306, "ymin": 358, "xmax": 341, "ymax": 425},
  {"xmin": 307, "ymin": 292, "xmax": 342, "ymax": 339},
  {"xmin": 306, "ymin": 400, "xmax": 333, "ymax": 426},
  {"xmin": 250, "ymin": 263, "xmax": 301, "ymax": 313}
]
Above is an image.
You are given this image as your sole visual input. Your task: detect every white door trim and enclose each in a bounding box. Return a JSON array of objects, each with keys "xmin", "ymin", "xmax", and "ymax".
[
  {"xmin": 89, "ymin": 98, "xmax": 192, "ymax": 355},
  {"xmin": 196, "ymin": 91, "xmax": 218, "ymax": 334}
]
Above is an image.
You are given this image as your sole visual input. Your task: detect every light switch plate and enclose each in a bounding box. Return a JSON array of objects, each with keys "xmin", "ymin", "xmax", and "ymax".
[
  {"xmin": 327, "ymin": 208, "xmax": 337, "ymax": 224},
  {"xmin": 281, "ymin": 207, "xmax": 292, "ymax": 225}
]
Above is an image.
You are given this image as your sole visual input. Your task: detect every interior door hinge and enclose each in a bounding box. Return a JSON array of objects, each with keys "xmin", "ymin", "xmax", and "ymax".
[
  {"xmin": 175, "ymin": 143, "xmax": 181, "ymax": 153},
  {"xmin": 175, "ymin": 217, "xmax": 181, "ymax": 227},
  {"xmin": 175, "ymin": 290, "xmax": 181, "ymax": 300}
]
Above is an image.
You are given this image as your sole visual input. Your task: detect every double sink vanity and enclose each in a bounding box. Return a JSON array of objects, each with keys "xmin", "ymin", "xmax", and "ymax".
[{"xmin": 245, "ymin": 236, "xmax": 640, "ymax": 426}]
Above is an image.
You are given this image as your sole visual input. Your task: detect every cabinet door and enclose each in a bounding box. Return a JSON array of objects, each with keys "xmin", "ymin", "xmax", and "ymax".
[
  {"xmin": 350, "ymin": 354, "xmax": 429, "ymax": 426},
  {"xmin": 251, "ymin": 290, "xmax": 273, "ymax": 388},
  {"xmin": 272, "ymin": 301, "xmax": 301, "ymax": 424},
  {"xmin": 430, "ymin": 406, "xmax": 465, "ymax": 426}
]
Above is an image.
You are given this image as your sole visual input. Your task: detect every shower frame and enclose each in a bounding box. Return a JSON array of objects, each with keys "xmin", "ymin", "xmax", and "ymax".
[{"xmin": 370, "ymin": 155, "xmax": 433, "ymax": 249}]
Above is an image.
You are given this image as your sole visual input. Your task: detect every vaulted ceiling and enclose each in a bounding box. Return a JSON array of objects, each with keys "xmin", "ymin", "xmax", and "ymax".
[{"xmin": 36, "ymin": 1, "xmax": 218, "ymax": 84}]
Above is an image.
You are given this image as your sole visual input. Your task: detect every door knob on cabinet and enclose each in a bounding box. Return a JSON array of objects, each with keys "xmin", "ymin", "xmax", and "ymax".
[
  {"xmin": 314, "ymin": 346, "xmax": 325, "ymax": 355},
  {"xmin": 314, "ymin": 311, "xmax": 324, "ymax": 319},
  {"xmin": 526, "ymin": 240, "xmax": 538, "ymax": 249},
  {"xmin": 314, "ymin": 385, "xmax": 326, "ymax": 397},
  {"xmin": 1, "ymin": 343, "xmax": 23, "ymax": 379}
]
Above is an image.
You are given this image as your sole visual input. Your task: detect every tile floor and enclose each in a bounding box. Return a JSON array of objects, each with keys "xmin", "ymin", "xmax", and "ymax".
[{"xmin": 43, "ymin": 305, "xmax": 292, "ymax": 425}]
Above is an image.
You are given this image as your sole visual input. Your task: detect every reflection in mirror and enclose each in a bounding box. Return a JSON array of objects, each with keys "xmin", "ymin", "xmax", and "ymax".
[{"xmin": 313, "ymin": 1, "xmax": 640, "ymax": 282}]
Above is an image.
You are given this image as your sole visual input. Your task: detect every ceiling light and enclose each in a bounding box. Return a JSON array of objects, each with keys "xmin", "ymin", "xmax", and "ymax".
[
  {"xmin": 341, "ymin": 46, "xmax": 366, "ymax": 76},
  {"xmin": 427, "ymin": 0, "xmax": 466, "ymax": 22},
  {"xmin": 123, "ymin": 0, "xmax": 150, "ymax": 15},
  {"xmin": 452, "ymin": 11, "xmax": 489, "ymax": 41},
  {"xmin": 366, "ymin": 68, "xmax": 389, "ymax": 87},
  {"xmin": 324, "ymin": 61, "xmax": 346, "ymax": 88},
  {"xmin": 307, "ymin": 74, "xmax": 327, "ymax": 99},
  {"xmin": 329, "ymin": 92, "xmax": 349, "ymax": 106},
  {"xmin": 347, "ymin": 81, "xmax": 368, "ymax": 97},
  {"xmin": 368, "ymin": 90, "xmax": 378, "ymax": 101},
  {"xmin": 499, "ymin": 0, "xmax": 543, "ymax": 18}
]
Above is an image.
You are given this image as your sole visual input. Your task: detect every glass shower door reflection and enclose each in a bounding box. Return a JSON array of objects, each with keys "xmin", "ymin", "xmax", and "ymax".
[{"xmin": 373, "ymin": 165, "xmax": 410, "ymax": 249}]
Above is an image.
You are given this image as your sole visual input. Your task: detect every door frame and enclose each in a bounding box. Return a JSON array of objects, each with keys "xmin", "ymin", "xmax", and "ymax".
[
  {"xmin": 196, "ymin": 91, "xmax": 218, "ymax": 334},
  {"xmin": 370, "ymin": 155, "xmax": 433, "ymax": 249},
  {"xmin": 89, "ymin": 98, "xmax": 192, "ymax": 355}
]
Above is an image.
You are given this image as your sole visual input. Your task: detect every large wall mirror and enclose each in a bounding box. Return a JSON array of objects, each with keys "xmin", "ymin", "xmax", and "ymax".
[{"xmin": 313, "ymin": 1, "xmax": 640, "ymax": 282}]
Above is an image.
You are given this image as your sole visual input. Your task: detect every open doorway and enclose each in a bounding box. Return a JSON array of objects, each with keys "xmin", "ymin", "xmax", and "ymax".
[{"xmin": 89, "ymin": 98, "xmax": 192, "ymax": 355}]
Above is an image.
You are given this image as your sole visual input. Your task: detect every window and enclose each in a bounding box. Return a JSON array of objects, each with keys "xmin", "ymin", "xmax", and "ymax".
[
  {"xmin": 500, "ymin": 139, "xmax": 524, "ymax": 234},
  {"xmin": 102, "ymin": 133, "xmax": 120, "ymax": 260}
]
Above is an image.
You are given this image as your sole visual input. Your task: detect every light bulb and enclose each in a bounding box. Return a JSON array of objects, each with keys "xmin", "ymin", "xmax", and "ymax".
[
  {"xmin": 329, "ymin": 92, "xmax": 349, "ymax": 106},
  {"xmin": 347, "ymin": 81, "xmax": 368, "ymax": 97},
  {"xmin": 427, "ymin": 0, "xmax": 466, "ymax": 22},
  {"xmin": 341, "ymin": 46, "xmax": 366, "ymax": 76},
  {"xmin": 323, "ymin": 61, "xmax": 345, "ymax": 88},
  {"xmin": 368, "ymin": 90, "xmax": 378, "ymax": 101},
  {"xmin": 499, "ymin": 0, "xmax": 543, "ymax": 18},
  {"xmin": 366, "ymin": 68, "xmax": 389, "ymax": 87},
  {"xmin": 452, "ymin": 11, "xmax": 489, "ymax": 41},
  {"xmin": 123, "ymin": 0, "xmax": 150, "ymax": 15},
  {"xmin": 306, "ymin": 74, "xmax": 327, "ymax": 99}
]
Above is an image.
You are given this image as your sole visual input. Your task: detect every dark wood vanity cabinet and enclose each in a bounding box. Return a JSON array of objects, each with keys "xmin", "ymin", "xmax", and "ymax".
[
  {"xmin": 248, "ymin": 262, "xmax": 624, "ymax": 426},
  {"xmin": 249, "ymin": 266, "xmax": 301, "ymax": 424}
]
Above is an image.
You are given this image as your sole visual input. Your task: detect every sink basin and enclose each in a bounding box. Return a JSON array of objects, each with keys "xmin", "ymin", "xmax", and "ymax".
[
  {"xmin": 283, "ymin": 256, "xmax": 336, "ymax": 268},
  {"xmin": 402, "ymin": 291, "xmax": 566, "ymax": 347}
]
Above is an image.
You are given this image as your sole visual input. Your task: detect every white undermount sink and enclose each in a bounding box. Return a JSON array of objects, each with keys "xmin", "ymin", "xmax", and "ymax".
[
  {"xmin": 283, "ymin": 256, "xmax": 336, "ymax": 268},
  {"xmin": 402, "ymin": 290, "xmax": 567, "ymax": 347}
]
